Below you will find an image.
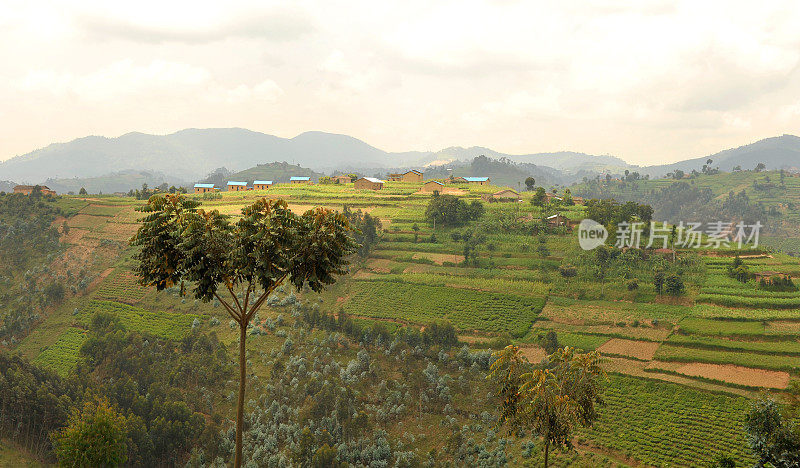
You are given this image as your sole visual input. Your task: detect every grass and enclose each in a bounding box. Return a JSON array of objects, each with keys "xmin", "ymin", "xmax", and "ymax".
[
  {"xmin": 678, "ymin": 317, "xmax": 800, "ymax": 338},
  {"xmin": 543, "ymin": 296, "xmax": 689, "ymax": 325}
]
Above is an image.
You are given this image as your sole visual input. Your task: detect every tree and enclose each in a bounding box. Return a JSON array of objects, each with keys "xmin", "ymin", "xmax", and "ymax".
[
  {"xmin": 489, "ymin": 346, "xmax": 604, "ymax": 468},
  {"xmin": 525, "ymin": 177, "xmax": 536, "ymax": 191},
  {"xmin": 744, "ymin": 396, "xmax": 800, "ymax": 466},
  {"xmin": 755, "ymin": 162, "xmax": 766, "ymax": 172},
  {"xmin": 79, "ymin": 187, "xmax": 88, "ymax": 196},
  {"xmin": 412, "ymin": 223, "xmax": 420, "ymax": 243},
  {"xmin": 425, "ymin": 194, "xmax": 483, "ymax": 227},
  {"xmin": 531, "ymin": 187, "xmax": 546, "ymax": 206},
  {"xmin": 665, "ymin": 273, "xmax": 684, "ymax": 295},
  {"xmin": 130, "ymin": 195, "xmax": 357, "ymax": 467},
  {"xmin": 653, "ymin": 270, "xmax": 665, "ymax": 295},
  {"xmin": 52, "ymin": 399, "xmax": 128, "ymax": 467}
]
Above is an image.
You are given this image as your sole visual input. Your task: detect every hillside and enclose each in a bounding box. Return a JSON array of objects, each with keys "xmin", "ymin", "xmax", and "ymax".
[
  {"xmin": 429, "ymin": 146, "xmax": 630, "ymax": 173},
  {"xmin": 42, "ymin": 169, "xmax": 185, "ymax": 194},
  {"xmin": 642, "ymin": 134, "xmax": 800, "ymax": 177},
  {"xmin": 5, "ymin": 182, "xmax": 796, "ymax": 466},
  {"xmin": 201, "ymin": 161, "xmax": 324, "ymax": 187}
]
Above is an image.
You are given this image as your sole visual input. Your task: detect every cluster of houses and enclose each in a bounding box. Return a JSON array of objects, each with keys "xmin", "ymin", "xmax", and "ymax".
[
  {"xmin": 13, "ymin": 185, "xmax": 57, "ymax": 196},
  {"xmin": 193, "ymin": 169, "xmax": 499, "ymax": 194}
]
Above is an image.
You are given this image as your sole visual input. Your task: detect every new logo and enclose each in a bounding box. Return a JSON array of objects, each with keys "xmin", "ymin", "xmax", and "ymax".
[{"xmin": 578, "ymin": 219, "xmax": 608, "ymax": 250}]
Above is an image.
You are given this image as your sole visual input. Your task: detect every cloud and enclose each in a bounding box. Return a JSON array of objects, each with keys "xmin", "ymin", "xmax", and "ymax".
[
  {"xmin": 16, "ymin": 59, "xmax": 282, "ymax": 104},
  {"xmin": 74, "ymin": 6, "xmax": 314, "ymax": 44}
]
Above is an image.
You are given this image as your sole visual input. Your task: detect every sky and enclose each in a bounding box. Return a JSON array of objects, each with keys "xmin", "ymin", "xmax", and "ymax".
[{"xmin": 2, "ymin": 0, "xmax": 800, "ymax": 165}]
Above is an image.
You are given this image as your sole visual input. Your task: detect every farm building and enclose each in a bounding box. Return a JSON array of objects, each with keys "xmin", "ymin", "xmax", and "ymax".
[
  {"xmin": 332, "ymin": 175, "xmax": 353, "ymax": 184},
  {"xmin": 463, "ymin": 177, "xmax": 490, "ymax": 185},
  {"xmin": 482, "ymin": 189, "xmax": 520, "ymax": 202},
  {"xmin": 422, "ymin": 180, "xmax": 444, "ymax": 193},
  {"xmin": 290, "ymin": 176, "xmax": 313, "ymax": 185},
  {"xmin": 546, "ymin": 213, "xmax": 567, "ymax": 227},
  {"xmin": 13, "ymin": 185, "xmax": 56, "ymax": 196},
  {"xmin": 253, "ymin": 180, "xmax": 273, "ymax": 190},
  {"xmin": 754, "ymin": 271, "xmax": 792, "ymax": 284},
  {"xmin": 572, "ymin": 196, "xmax": 585, "ymax": 205},
  {"xmin": 194, "ymin": 183, "xmax": 217, "ymax": 194},
  {"xmin": 227, "ymin": 181, "xmax": 248, "ymax": 192},
  {"xmin": 544, "ymin": 193, "xmax": 563, "ymax": 203},
  {"xmin": 388, "ymin": 170, "xmax": 423, "ymax": 183},
  {"xmin": 354, "ymin": 177, "xmax": 385, "ymax": 190}
]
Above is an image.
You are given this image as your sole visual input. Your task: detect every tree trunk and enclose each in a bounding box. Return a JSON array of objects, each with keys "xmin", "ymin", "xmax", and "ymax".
[
  {"xmin": 543, "ymin": 439, "xmax": 549, "ymax": 468},
  {"xmin": 234, "ymin": 322, "xmax": 247, "ymax": 467}
]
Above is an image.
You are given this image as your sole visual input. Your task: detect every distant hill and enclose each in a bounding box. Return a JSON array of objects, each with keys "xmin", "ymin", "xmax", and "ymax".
[
  {"xmin": 43, "ymin": 170, "xmax": 184, "ymax": 195},
  {"xmin": 0, "ymin": 128, "xmax": 630, "ymax": 185},
  {"xmin": 0, "ymin": 181, "xmax": 15, "ymax": 193},
  {"xmin": 642, "ymin": 134, "xmax": 800, "ymax": 177},
  {"xmin": 201, "ymin": 162, "xmax": 324, "ymax": 187},
  {"xmin": 424, "ymin": 147, "xmax": 630, "ymax": 173}
]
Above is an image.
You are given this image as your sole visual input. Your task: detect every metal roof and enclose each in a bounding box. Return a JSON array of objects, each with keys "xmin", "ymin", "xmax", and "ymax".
[
  {"xmin": 194, "ymin": 183, "xmax": 215, "ymax": 188},
  {"xmin": 361, "ymin": 177, "xmax": 384, "ymax": 183},
  {"xmin": 253, "ymin": 180, "xmax": 273, "ymax": 185},
  {"xmin": 406, "ymin": 170, "xmax": 423, "ymax": 175},
  {"xmin": 227, "ymin": 181, "xmax": 247, "ymax": 186},
  {"xmin": 290, "ymin": 176, "xmax": 311, "ymax": 181},
  {"xmin": 464, "ymin": 177, "xmax": 489, "ymax": 182},
  {"xmin": 425, "ymin": 180, "xmax": 444, "ymax": 186}
]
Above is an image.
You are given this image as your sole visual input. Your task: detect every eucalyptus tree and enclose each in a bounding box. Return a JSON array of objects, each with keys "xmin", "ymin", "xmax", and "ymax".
[
  {"xmin": 131, "ymin": 194, "xmax": 356, "ymax": 467},
  {"xmin": 489, "ymin": 345, "xmax": 604, "ymax": 467}
]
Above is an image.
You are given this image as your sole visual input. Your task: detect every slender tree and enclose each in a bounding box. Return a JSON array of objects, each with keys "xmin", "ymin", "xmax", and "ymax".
[
  {"xmin": 130, "ymin": 194, "xmax": 357, "ymax": 467},
  {"xmin": 489, "ymin": 345, "xmax": 604, "ymax": 467}
]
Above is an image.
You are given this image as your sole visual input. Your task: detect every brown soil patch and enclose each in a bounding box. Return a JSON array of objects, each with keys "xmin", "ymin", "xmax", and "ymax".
[
  {"xmin": 768, "ymin": 321, "xmax": 800, "ymax": 332},
  {"xmin": 597, "ymin": 339, "xmax": 660, "ymax": 361},
  {"xmin": 365, "ymin": 258, "xmax": 393, "ymax": 273},
  {"xmin": 518, "ymin": 346, "xmax": 546, "ymax": 363},
  {"xmin": 402, "ymin": 264, "xmax": 430, "ymax": 274},
  {"xmin": 352, "ymin": 270, "xmax": 376, "ymax": 279},
  {"xmin": 458, "ymin": 335, "xmax": 494, "ymax": 345},
  {"xmin": 102, "ymin": 222, "xmax": 138, "ymax": 242},
  {"xmin": 606, "ymin": 357, "xmax": 753, "ymax": 397},
  {"xmin": 674, "ymin": 362, "xmax": 789, "ymax": 389},
  {"xmin": 412, "ymin": 252, "xmax": 464, "ymax": 265},
  {"xmin": 413, "ymin": 187, "xmax": 466, "ymax": 196}
]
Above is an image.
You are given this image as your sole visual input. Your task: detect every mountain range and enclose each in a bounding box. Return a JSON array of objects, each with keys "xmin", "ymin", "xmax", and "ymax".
[{"xmin": 1, "ymin": 128, "xmax": 800, "ymax": 193}]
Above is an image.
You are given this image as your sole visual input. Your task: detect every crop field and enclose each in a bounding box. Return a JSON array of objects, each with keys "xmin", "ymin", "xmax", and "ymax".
[
  {"xmin": 579, "ymin": 374, "xmax": 753, "ymax": 466},
  {"xmin": 332, "ymin": 279, "xmax": 543, "ymax": 336},
  {"xmin": 667, "ymin": 333, "xmax": 800, "ymax": 355},
  {"xmin": 94, "ymin": 270, "xmax": 149, "ymax": 304},
  {"xmin": 74, "ymin": 300, "xmax": 202, "ymax": 340},
  {"xmin": 32, "ymin": 327, "xmax": 88, "ymax": 376},
  {"xmin": 542, "ymin": 296, "xmax": 689, "ymax": 325},
  {"xmin": 678, "ymin": 316, "xmax": 800, "ymax": 337},
  {"xmin": 78, "ymin": 204, "xmax": 123, "ymax": 217},
  {"xmin": 655, "ymin": 343, "xmax": 800, "ymax": 372}
]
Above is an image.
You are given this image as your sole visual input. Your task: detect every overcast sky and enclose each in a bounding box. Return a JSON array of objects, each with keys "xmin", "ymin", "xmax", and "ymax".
[{"xmin": 2, "ymin": 0, "xmax": 800, "ymax": 165}]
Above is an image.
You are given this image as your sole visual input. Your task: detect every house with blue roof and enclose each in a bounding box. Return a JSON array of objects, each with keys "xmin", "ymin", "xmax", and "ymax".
[
  {"xmin": 253, "ymin": 180, "xmax": 273, "ymax": 190},
  {"xmin": 452, "ymin": 176, "xmax": 490, "ymax": 185},
  {"xmin": 193, "ymin": 183, "xmax": 217, "ymax": 194},
  {"xmin": 290, "ymin": 176, "xmax": 313, "ymax": 185},
  {"xmin": 227, "ymin": 181, "xmax": 248, "ymax": 192}
]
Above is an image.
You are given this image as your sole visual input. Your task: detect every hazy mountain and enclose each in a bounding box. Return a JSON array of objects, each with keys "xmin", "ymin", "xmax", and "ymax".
[
  {"xmin": 641, "ymin": 134, "xmax": 800, "ymax": 177},
  {"xmin": 0, "ymin": 128, "xmax": 628, "ymax": 186}
]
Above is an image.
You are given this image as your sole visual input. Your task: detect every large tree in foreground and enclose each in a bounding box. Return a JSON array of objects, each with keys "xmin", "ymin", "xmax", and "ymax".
[
  {"xmin": 130, "ymin": 194, "xmax": 356, "ymax": 467},
  {"xmin": 489, "ymin": 345, "xmax": 604, "ymax": 467}
]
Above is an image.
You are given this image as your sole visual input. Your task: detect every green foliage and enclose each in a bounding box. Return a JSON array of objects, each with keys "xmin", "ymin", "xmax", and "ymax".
[
  {"xmin": 424, "ymin": 194, "xmax": 483, "ymax": 227},
  {"xmin": 33, "ymin": 327, "xmax": 88, "ymax": 376},
  {"xmin": 52, "ymin": 399, "xmax": 128, "ymax": 467},
  {"xmin": 76, "ymin": 300, "xmax": 201, "ymax": 340},
  {"xmin": 744, "ymin": 396, "xmax": 800, "ymax": 466}
]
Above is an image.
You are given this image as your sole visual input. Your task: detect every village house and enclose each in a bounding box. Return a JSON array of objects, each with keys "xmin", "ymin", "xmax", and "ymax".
[
  {"xmin": 290, "ymin": 176, "xmax": 313, "ymax": 185},
  {"xmin": 227, "ymin": 181, "xmax": 248, "ymax": 192},
  {"xmin": 422, "ymin": 180, "xmax": 444, "ymax": 193},
  {"xmin": 463, "ymin": 177, "xmax": 490, "ymax": 185},
  {"xmin": 754, "ymin": 271, "xmax": 792, "ymax": 284},
  {"xmin": 13, "ymin": 185, "xmax": 56, "ymax": 196},
  {"xmin": 388, "ymin": 170, "xmax": 423, "ymax": 183},
  {"xmin": 253, "ymin": 180, "xmax": 273, "ymax": 190},
  {"xmin": 572, "ymin": 196, "xmax": 585, "ymax": 205},
  {"xmin": 332, "ymin": 175, "xmax": 353, "ymax": 184},
  {"xmin": 482, "ymin": 189, "xmax": 521, "ymax": 202},
  {"xmin": 194, "ymin": 183, "xmax": 217, "ymax": 194},
  {"xmin": 354, "ymin": 177, "xmax": 385, "ymax": 190}
]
